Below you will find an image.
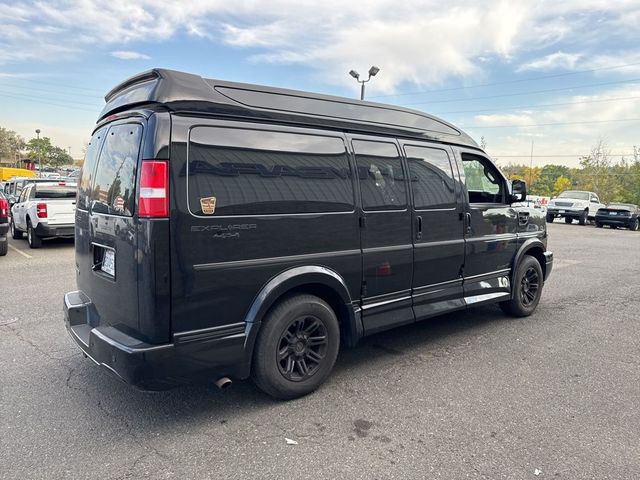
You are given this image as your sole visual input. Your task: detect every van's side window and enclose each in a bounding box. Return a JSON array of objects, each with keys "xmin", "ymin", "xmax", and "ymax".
[
  {"xmin": 78, "ymin": 128, "xmax": 106, "ymax": 211},
  {"xmin": 91, "ymin": 124, "xmax": 141, "ymax": 216},
  {"xmin": 187, "ymin": 127, "xmax": 354, "ymax": 216},
  {"xmin": 404, "ymin": 145, "xmax": 456, "ymax": 209},
  {"xmin": 461, "ymin": 153, "xmax": 505, "ymax": 204},
  {"xmin": 353, "ymin": 140, "xmax": 406, "ymax": 211}
]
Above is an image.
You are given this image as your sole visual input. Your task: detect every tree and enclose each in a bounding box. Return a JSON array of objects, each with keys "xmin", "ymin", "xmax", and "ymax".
[
  {"xmin": 576, "ymin": 138, "xmax": 616, "ymax": 203},
  {"xmin": 25, "ymin": 136, "xmax": 73, "ymax": 168},
  {"xmin": 0, "ymin": 127, "xmax": 26, "ymax": 164},
  {"xmin": 553, "ymin": 176, "xmax": 572, "ymax": 196}
]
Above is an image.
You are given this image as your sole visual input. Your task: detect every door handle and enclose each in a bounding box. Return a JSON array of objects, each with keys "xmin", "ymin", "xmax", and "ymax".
[
  {"xmin": 465, "ymin": 212, "xmax": 472, "ymax": 234},
  {"xmin": 416, "ymin": 215, "xmax": 423, "ymax": 240}
]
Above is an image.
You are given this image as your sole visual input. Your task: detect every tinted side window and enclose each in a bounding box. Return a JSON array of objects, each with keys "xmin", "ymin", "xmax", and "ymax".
[
  {"xmin": 91, "ymin": 124, "xmax": 142, "ymax": 216},
  {"xmin": 187, "ymin": 127, "xmax": 354, "ymax": 216},
  {"xmin": 353, "ymin": 140, "xmax": 406, "ymax": 211},
  {"xmin": 461, "ymin": 154, "xmax": 505, "ymax": 204},
  {"xmin": 78, "ymin": 128, "xmax": 106, "ymax": 211},
  {"xmin": 405, "ymin": 145, "xmax": 456, "ymax": 209}
]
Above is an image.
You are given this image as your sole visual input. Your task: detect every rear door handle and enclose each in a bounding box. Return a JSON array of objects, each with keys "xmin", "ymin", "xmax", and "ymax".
[{"xmin": 416, "ymin": 215, "xmax": 423, "ymax": 240}]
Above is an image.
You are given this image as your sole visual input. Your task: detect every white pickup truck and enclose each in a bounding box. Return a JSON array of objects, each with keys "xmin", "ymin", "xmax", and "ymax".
[
  {"xmin": 546, "ymin": 190, "xmax": 605, "ymax": 225},
  {"xmin": 10, "ymin": 181, "xmax": 77, "ymax": 248}
]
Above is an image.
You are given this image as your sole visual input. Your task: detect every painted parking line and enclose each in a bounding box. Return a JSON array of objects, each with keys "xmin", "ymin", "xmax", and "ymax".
[{"xmin": 8, "ymin": 244, "xmax": 32, "ymax": 259}]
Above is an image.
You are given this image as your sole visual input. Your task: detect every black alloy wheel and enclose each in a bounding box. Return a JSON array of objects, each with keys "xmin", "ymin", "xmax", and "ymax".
[
  {"xmin": 519, "ymin": 266, "xmax": 540, "ymax": 307},
  {"xmin": 276, "ymin": 315, "xmax": 328, "ymax": 382},
  {"xmin": 252, "ymin": 294, "xmax": 340, "ymax": 399},
  {"xmin": 630, "ymin": 218, "xmax": 639, "ymax": 231},
  {"xmin": 500, "ymin": 255, "xmax": 544, "ymax": 317}
]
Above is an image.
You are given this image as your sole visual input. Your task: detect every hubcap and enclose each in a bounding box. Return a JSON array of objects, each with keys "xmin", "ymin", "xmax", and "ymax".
[
  {"xmin": 277, "ymin": 315, "xmax": 328, "ymax": 382},
  {"xmin": 520, "ymin": 267, "xmax": 540, "ymax": 307}
]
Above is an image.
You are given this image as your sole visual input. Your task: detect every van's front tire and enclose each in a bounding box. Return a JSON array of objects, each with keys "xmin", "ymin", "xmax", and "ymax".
[
  {"xmin": 500, "ymin": 255, "xmax": 543, "ymax": 317},
  {"xmin": 251, "ymin": 294, "xmax": 340, "ymax": 400}
]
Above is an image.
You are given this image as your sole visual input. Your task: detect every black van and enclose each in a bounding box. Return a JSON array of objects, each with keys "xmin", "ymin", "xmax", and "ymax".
[{"xmin": 64, "ymin": 69, "xmax": 553, "ymax": 399}]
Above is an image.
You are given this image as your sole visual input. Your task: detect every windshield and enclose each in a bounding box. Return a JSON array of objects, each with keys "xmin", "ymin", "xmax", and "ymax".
[
  {"xmin": 607, "ymin": 204, "xmax": 633, "ymax": 210},
  {"xmin": 558, "ymin": 191, "xmax": 589, "ymax": 200}
]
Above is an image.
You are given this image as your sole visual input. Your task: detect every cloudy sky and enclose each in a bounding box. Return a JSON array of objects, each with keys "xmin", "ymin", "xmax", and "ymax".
[{"xmin": 1, "ymin": 0, "xmax": 639, "ymax": 166}]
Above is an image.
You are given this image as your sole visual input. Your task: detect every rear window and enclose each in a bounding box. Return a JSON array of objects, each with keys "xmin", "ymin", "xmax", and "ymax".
[
  {"xmin": 187, "ymin": 126, "xmax": 354, "ymax": 216},
  {"xmin": 78, "ymin": 128, "xmax": 107, "ymax": 210},
  {"xmin": 34, "ymin": 185, "xmax": 77, "ymax": 199},
  {"xmin": 91, "ymin": 124, "xmax": 142, "ymax": 216}
]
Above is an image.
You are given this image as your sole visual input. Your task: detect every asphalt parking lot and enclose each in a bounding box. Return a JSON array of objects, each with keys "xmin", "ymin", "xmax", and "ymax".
[{"xmin": 1, "ymin": 223, "xmax": 639, "ymax": 480}]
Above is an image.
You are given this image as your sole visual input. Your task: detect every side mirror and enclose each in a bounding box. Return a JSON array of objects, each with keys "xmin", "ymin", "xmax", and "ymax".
[{"xmin": 510, "ymin": 179, "xmax": 527, "ymax": 203}]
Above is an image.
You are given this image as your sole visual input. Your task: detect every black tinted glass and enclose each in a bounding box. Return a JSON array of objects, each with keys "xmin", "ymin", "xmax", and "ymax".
[
  {"xmin": 35, "ymin": 186, "xmax": 77, "ymax": 199},
  {"xmin": 78, "ymin": 128, "xmax": 106, "ymax": 210},
  {"xmin": 405, "ymin": 145, "xmax": 456, "ymax": 209},
  {"xmin": 187, "ymin": 127, "xmax": 354, "ymax": 216},
  {"xmin": 354, "ymin": 140, "xmax": 406, "ymax": 211},
  {"xmin": 91, "ymin": 124, "xmax": 142, "ymax": 216}
]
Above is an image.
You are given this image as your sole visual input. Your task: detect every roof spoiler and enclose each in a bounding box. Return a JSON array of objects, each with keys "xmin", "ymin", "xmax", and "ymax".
[{"xmin": 104, "ymin": 70, "xmax": 160, "ymax": 102}]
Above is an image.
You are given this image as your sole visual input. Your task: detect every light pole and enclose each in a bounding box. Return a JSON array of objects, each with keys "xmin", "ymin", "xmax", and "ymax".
[
  {"xmin": 35, "ymin": 129, "xmax": 41, "ymax": 173},
  {"xmin": 349, "ymin": 66, "xmax": 380, "ymax": 100}
]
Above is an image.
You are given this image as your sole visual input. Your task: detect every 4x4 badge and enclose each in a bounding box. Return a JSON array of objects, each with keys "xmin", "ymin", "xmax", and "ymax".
[{"xmin": 200, "ymin": 196, "xmax": 216, "ymax": 215}]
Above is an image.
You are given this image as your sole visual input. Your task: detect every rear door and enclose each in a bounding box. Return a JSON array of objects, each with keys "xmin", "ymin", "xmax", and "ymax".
[
  {"xmin": 75, "ymin": 122, "xmax": 155, "ymax": 341},
  {"xmin": 400, "ymin": 141, "xmax": 466, "ymax": 319},
  {"xmin": 350, "ymin": 136, "xmax": 414, "ymax": 335}
]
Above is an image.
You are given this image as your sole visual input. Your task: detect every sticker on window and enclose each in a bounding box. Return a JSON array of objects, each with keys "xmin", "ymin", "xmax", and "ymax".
[{"xmin": 200, "ymin": 196, "xmax": 217, "ymax": 215}]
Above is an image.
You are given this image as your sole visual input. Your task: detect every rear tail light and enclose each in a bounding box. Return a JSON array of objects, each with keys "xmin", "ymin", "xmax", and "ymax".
[
  {"xmin": 138, "ymin": 160, "xmax": 169, "ymax": 218},
  {"xmin": 0, "ymin": 198, "xmax": 8, "ymax": 216},
  {"xmin": 36, "ymin": 202, "xmax": 48, "ymax": 218}
]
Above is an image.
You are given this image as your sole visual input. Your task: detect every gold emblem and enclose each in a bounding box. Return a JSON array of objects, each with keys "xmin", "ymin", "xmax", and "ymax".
[{"xmin": 200, "ymin": 196, "xmax": 217, "ymax": 215}]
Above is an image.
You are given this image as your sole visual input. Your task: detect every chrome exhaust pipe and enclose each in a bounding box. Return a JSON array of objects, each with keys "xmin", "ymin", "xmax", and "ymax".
[{"xmin": 215, "ymin": 377, "xmax": 232, "ymax": 389}]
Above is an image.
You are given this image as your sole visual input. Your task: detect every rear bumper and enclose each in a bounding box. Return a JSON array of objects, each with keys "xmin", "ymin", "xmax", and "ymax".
[
  {"xmin": 36, "ymin": 222, "xmax": 75, "ymax": 238},
  {"xmin": 547, "ymin": 207, "xmax": 585, "ymax": 218},
  {"xmin": 63, "ymin": 291, "xmax": 253, "ymax": 390},
  {"xmin": 595, "ymin": 215, "xmax": 633, "ymax": 227}
]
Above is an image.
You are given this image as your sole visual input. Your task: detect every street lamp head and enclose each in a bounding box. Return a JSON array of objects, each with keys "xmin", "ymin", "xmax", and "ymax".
[
  {"xmin": 368, "ymin": 65, "xmax": 380, "ymax": 77},
  {"xmin": 35, "ymin": 129, "xmax": 41, "ymax": 134},
  {"xmin": 349, "ymin": 70, "xmax": 360, "ymax": 80}
]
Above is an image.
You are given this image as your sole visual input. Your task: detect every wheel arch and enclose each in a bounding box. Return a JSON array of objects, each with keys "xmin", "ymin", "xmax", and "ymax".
[
  {"xmin": 243, "ymin": 266, "xmax": 362, "ymax": 371},
  {"xmin": 511, "ymin": 238, "xmax": 547, "ymax": 291}
]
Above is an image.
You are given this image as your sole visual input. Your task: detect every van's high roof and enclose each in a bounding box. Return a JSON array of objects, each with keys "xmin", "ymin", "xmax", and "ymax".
[{"xmin": 100, "ymin": 68, "xmax": 479, "ymax": 149}]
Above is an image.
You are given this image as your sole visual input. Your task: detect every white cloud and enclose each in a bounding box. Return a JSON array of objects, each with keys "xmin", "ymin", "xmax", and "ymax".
[
  {"xmin": 0, "ymin": 0, "xmax": 638, "ymax": 93},
  {"xmin": 518, "ymin": 52, "xmax": 583, "ymax": 72},
  {"xmin": 472, "ymin": 85, "xmax": 640, "ymax": 165},
  {"xmin": 110, "ymin": 50, "xmax": 150, "ymax": 60}
]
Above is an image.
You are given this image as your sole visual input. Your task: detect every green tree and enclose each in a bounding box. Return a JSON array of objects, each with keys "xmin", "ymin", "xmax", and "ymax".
[
  {"xmin": 553, "ymin": 176, "xmax": 572, "ymax": 196},
  {"xmin": 25, "ymin": 136, "xmax": 73, "ymax": 168},
  {"xmin": 0, "ymin": 127, "xmax": 25, "ymax": 164}
]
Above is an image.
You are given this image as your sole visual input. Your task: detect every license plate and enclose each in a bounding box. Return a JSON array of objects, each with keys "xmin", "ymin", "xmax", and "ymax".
[
  {"xmin": 609, "ymin": 212, "xmax": 616, "ymax": 215},
  {"xmin": 559, "ymin": 210, "xmax": 565, "ymax": 213},
  {"xmin": 102, "ymin": 249, "xmax": 115, "ymax": 277}
]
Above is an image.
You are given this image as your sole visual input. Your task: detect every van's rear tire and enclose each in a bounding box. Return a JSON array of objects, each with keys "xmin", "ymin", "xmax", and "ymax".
[
  {"xmin": 0, "ymin": 238, "xmax": 7, "ymax": 256},
  {"xmin": 251, "ymin": 294, "xmax": 340, "ymax": 400},
  {"xmin": 500, "ymin": 255, "xmax": 543, "ymax": 317},
  {"xmin": 545, "ymin": 214, "xmax": 554, "ymax": 223},
  {"xmin": 564, "ymin": 217, "xmax": 573, "ymax": 224},
  {"xmin": 578, "ymin": 210, "xmax": 588, "ymax": 225}
]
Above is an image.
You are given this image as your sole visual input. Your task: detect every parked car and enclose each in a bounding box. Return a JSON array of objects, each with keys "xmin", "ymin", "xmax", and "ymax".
[
  {"xmin": 0, "ymin": 191, "xmax": 9, "ymax": 256},
  {"xmin": 595, "ymin": 203, "xmax": 639, "ymax": 230},
  {"xmin": 546, "ymin": 190, "xmax": 605, "ymax": 225},
  {"xmin": 10, "ymin": 181, "xmax": 77, "ymax": 248},
  {"xmin": 4, "ymin": 177, "xmax": 58, "ymax": 209},
  {"xmin": 63, "ymin": 68, "xmax": 553, "ymax": 399}
]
